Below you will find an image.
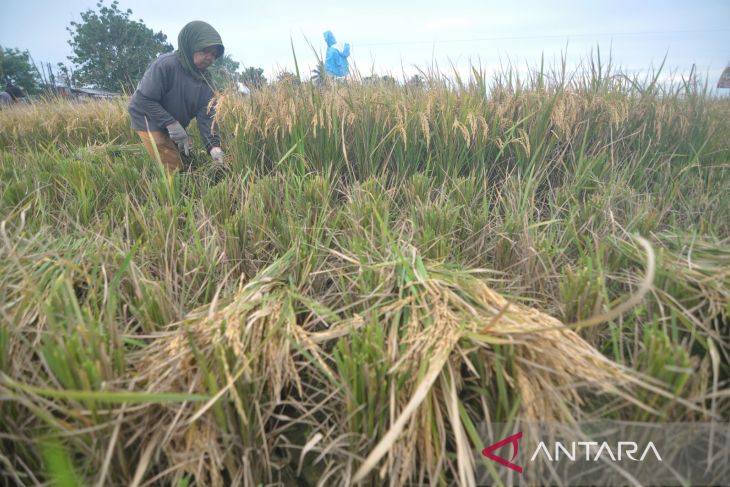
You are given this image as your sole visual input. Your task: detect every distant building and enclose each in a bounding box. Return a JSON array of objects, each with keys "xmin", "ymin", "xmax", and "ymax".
[
  {"xmin": 718, "ymin": 64, "xmax": 730, "ymax": 89},
  {"xmin": 46, "ymin": 85, "xmax": 120, "ymax": 100},
  {"xmin": 72, "ymin": 87, "xmax": 120, "ymax": 99}
]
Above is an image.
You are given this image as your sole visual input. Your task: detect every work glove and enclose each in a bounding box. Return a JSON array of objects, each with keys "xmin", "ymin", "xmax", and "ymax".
[
  {"xmin": 210, "ymin": 147, "xmax": 224, "ymax": 162},
  {"xmin": 167, "ymin": 121, "xmax": 191, "ymax": 156}
]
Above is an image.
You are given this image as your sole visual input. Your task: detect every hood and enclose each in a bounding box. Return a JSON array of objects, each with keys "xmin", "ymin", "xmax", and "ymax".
[
  {"xmin": 175, "ymin": 21, "xmax": 225, "ymax": 80},
  {"xmin": 324, "ymin": 30, "xmax": 336, "ymax": 47}
]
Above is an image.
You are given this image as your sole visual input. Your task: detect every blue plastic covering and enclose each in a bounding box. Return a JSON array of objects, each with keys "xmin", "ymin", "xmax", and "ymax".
[{"xmin": 324, "ymin": 30, "xmax": 350, "ymax": 77}]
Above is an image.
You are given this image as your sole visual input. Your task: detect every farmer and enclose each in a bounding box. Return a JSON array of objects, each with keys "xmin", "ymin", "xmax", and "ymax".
[
  {"xmin": 0, "ymin": 83, "xmax": 26, "ymax": 106},
  {"xmin": 128, "ymin": 20, "xmax": 225, "ymax": 171}
]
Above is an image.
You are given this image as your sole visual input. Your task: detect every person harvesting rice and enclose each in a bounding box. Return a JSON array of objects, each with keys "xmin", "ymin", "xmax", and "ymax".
[
  {"xmin": 0, "ymin": 83, "xmax": 26, "ymax": 106},
  {"xmin": 128, "ymin": 20, "xmax": 225, "ymax": 171}
]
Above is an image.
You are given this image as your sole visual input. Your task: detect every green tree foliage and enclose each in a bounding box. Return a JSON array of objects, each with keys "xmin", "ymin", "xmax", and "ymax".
[
  {"xmin": 381, "ymin": 75, "xmax": 398, "ymax": 85},
  {"xmin": 310, "ymin": 60, "xmax": 327, "ymax": 86},
  {"xmin": 55, "ymin": 63, "xmax": 77, "ymax": 89},
  {"xmin": 406, "ymin": 74, "xmax": 424, "ymax": 88},
  {"xmin": 241, "ymin": 67, "xmax": 267, "ymax": 90},
  {"xmin": 208, "ymin": 54, "xmax": 241, "ymax": 90},
  {"xmin": 66, "ymin": 0, "xmax": 172, "ymax": 92},
  {"xmin": 362, "ymin": 74, "xmax": 398, "ymax": 86},
  {"xmin": 275, "ymin": 71, "xmax": 299, "ymax": 86},
  {"xmin": 0, "ymin": 46, "xmax": 41, "ymax": 94}
]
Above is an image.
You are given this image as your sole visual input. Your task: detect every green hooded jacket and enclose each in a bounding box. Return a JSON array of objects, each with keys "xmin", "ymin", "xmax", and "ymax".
[{"xmin": 175, "ymin": 21, "xmax": 225, "ymax": 81}]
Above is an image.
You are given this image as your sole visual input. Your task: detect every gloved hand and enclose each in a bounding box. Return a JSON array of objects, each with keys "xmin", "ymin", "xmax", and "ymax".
[
  {"xmin": 166, "ymin": 121, "xmax": 191, "ymax": 156},
  {"xmin": 210, "ymin": 147, "xmax": 224, "ymax": 162}
]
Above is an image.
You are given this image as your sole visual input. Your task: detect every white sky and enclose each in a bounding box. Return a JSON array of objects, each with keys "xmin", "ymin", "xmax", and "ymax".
[{"xmin": 2, "ymin": 0, "xmax": 728, "ymax": 87}]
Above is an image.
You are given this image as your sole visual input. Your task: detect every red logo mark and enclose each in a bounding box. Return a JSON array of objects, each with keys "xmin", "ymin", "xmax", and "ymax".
[{"xmin": 482, "ymin": 431, "xmax": 523, "ymax": 474}]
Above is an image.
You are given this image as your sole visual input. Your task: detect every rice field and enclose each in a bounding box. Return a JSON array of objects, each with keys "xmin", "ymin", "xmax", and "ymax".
[{"xmin": 0, "ymin": 61, "xmax": 728, "ymax": 486}]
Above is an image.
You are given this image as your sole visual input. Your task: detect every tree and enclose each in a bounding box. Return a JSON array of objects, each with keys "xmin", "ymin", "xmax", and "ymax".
[
  {"xmin": 362, "ymin": 74, "xmax": 398, "ymax": 87},
  {"xmin": 406, "ymin": 74, "xmax": 424, "ymax": 88},
  {"xmin": 380, "ymin": 75, "xmax": 398, "ymax": 86},
  {"xmin": 310, "ymin": 60, "xmax": 327, "ymax": 86},
  {"xmin": 275, "ymin": 71, "xmax": 299, "ymax": 86},
  {"xmin": 241, "ymin": 67, "xmax": 266, "ymax": 90},
  {"xmin": 208, "ymin": 54, "xmax": 241, "ymax": 90},
  {"xmin": 0, "ymin": 46, "xmax": 42, "ymax": 94},
  {"xmin": 56, "ymin": 63, "xmax": 77, "ymax": 88},
  {"xmin": 66, "ymin": 0, "xmax": 172, "ymax": 92}
]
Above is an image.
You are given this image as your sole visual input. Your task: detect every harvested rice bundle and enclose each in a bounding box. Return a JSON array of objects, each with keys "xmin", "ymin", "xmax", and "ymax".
[{"xmin": 134, "ymin": 242, "xmax": 647, "ymax": 485}]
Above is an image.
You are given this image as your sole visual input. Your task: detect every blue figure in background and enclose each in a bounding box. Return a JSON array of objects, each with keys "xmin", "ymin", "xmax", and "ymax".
[{"xmin": 324, "ymin": 31, "xmax": 350, "ymax": 78}]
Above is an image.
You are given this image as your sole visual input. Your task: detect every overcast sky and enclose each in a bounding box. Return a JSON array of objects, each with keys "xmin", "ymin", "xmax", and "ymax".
[{"xmin": 2, "ymin": 0, "xmax": 728, "ymax": 87}]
